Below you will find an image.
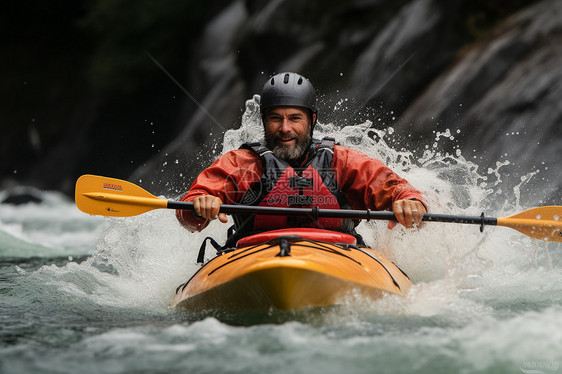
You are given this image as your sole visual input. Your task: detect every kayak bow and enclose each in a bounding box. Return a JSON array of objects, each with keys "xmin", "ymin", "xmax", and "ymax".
[{"xmin": 171, "ymin": 228, "xmax": 412, "ymax": 312}]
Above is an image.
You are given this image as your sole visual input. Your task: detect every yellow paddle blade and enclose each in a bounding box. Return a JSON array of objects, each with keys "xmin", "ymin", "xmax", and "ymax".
[
  {"xmin": 497, "ymin": 206, "xmax": 562, "ymax": 242},
  {"xmin": 75, "ymin": 175, "xmax": 167, "ymax": 217}
]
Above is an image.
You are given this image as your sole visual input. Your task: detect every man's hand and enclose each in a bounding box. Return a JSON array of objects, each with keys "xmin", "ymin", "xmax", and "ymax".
[
  {"xmin": 388, "ymin": 199, "xmax": 427, "ymax": 229},
  {"xmin": 192, "ymin": 195, "xmax": 228, "ymax": 223}
]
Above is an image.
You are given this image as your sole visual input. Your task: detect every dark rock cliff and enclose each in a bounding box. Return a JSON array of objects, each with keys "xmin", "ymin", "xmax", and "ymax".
[
  {"xmin": 2, "ymin": 0, "xmax": 557, "ymax": 205},
  {"xmin": 395, "ymin": 0, "xmax": 562, "ymax": 205}
]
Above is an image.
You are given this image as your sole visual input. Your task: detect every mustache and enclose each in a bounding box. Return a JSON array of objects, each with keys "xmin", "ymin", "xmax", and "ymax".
[
  {"xmin": 266, "ymin": 132, "xmax": 300, "ymax": 147},
  {"xmin": 272, "ymin": 131, "xmax": 297, "ymax": 141}
]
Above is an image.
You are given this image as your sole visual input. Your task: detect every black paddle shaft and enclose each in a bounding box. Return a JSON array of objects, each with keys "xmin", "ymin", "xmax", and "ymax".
[{"xmin": 167, "ymin": 201, "xmax": 498, "ymax": 229}]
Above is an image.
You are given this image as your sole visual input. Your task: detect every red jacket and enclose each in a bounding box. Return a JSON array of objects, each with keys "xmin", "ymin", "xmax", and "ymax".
[{"xmin": 176, "ymin": 145, "xmax": 426, "ymax": 232}]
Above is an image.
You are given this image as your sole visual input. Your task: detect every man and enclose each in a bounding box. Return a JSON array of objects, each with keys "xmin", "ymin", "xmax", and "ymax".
[{"xmin": 176, "ymin": 72, "xmax": 427, "ymax": 243}]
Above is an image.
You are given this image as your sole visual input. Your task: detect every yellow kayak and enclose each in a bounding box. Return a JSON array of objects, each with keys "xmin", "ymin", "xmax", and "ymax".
[{"xmin": 171, "ymin": 228, "xmax": 412, "ymax": 312}]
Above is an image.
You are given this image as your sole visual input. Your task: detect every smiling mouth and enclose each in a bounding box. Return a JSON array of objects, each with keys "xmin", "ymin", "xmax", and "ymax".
[{"xmin": 278, "ymin": 138, "xmax": 295, "ymax": 144}]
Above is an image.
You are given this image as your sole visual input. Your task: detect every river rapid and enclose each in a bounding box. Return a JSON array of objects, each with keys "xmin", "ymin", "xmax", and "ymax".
[{"xmin": 1, "ymin": 97, "xmax": 561, "ymax": 374}]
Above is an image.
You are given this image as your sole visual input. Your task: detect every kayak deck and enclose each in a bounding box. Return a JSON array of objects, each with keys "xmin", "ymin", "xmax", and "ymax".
[{"xmin": 172, "ymin": 231, "xmax": 411, "ymax": 312}]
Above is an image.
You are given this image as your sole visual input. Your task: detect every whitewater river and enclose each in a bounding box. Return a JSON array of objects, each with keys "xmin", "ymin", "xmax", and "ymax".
[{"xmin": 1, "ymin": 100, "xmax": 561, "ymax": 373}]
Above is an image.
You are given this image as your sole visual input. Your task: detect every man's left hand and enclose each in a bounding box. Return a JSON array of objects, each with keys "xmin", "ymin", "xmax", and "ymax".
[{"xmin": 388, "ymin": 199, "xmax": 427, "ymax": 229}]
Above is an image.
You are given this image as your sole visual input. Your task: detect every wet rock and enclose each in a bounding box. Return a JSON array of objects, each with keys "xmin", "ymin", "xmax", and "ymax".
[
  {"xmin": 395, "ymin": 0, "xmax": 562, "ymax": 204},
  {"xmin": 2, "ymin": 186, "xmax": 44, "ymax": 205}
]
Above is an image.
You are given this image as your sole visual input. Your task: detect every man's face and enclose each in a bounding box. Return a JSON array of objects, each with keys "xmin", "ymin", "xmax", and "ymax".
[{"xmin": 264, "ymin": 106, "xmax": 315, "ymax": 161}]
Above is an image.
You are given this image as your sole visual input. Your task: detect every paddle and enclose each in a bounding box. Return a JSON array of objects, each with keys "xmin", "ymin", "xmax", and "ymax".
[{"xmin": 75, "ymin": 175, "xmax": 562, "ymax": 243}]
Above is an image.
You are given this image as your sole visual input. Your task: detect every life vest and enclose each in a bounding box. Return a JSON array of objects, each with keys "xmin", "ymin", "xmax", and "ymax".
[{"xmin": 231, "ymin": 137, "xmax": 348, "ymax": 235}]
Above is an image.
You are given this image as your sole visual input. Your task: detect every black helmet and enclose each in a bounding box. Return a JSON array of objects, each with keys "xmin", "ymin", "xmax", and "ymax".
[{"xmin": 260, "ymin": 72, "xmax": 317, "ymax": 127}]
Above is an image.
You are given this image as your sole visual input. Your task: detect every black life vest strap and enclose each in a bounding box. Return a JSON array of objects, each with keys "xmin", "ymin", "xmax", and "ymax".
[
  {"xmin": 239, "ymin": 142, "xmax": 271, "ymax": 157},
  {"xmin": 316, "ymin": 136, "xmax": 336, "ymax": 151}
]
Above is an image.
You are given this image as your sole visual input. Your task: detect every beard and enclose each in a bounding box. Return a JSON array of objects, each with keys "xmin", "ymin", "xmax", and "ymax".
[{"xmin": 265, "ymin": 128, "xmax": 311, "ymax": 162}]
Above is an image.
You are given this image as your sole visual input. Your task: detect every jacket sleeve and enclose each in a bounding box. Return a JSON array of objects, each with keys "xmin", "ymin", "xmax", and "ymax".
[
  {"xmin": 333, "ymin": 145, "xmax": 427, "ymax": 211},
  {"xmin": 175, "ymin": 150, "xmax": 262, "ymax": 232}
]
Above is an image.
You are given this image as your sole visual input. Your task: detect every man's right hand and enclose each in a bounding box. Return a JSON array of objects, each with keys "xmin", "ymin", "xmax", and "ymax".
[{"xmin": 192, "ymin": 195, "xmax": 228, "ymax": 223}]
